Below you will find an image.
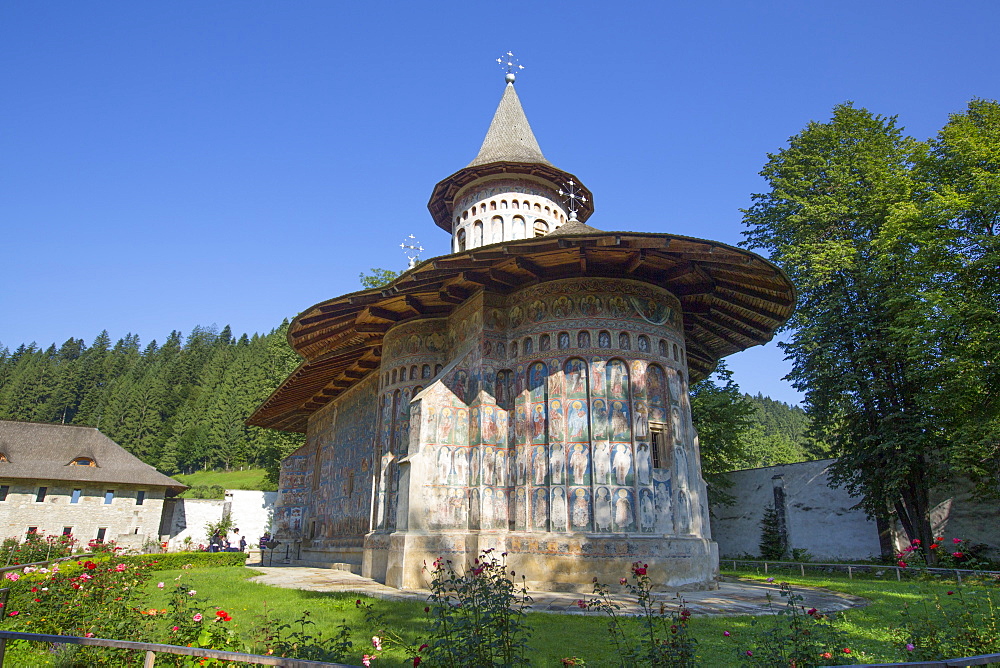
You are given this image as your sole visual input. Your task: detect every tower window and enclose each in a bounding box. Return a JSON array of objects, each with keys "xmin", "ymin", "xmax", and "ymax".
[
  {"xmin": 104, "ymin": 490, "xmax": 115, "ymax": 505},
  {"xmin": 96, "ymin": 527, "xmax": 107, "ymax": 542},
  {"xmin": 71, "ymin": 488, "xmax": 81, "ymax": 504},
  {"xmin": 533, "ymin": 220, "xmax": 549, "ymax": 237},
  {"xmin": 35, "ymin": 486, "xmax": 47, "ymax": 503},
  {"xmin": 136, "ymin": 490, "xmax": 146, "ymax": 506},
  {"xmin": 651, "ymin": 424, "xmax": 669, "ymax": 469},
  {"xmin": 457, "ymin": 229, "xmax": 467, "ymax": 252},
  {"xmin": 71, "ymin": 457, "xmax": 95, "ymax": 466}
]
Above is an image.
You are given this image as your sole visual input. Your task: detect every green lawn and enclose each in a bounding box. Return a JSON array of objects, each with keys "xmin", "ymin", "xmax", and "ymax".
[
  {"xmin": 173, "ymin": 468, "xmax": 274, "ymax": 495},
  {"xmin": 8, "ymin": 564, "xmax": 995, "ymax": 665},
  {"xmin": 136, "ymin": 566, "xmax": 991, "ymax": 666}
]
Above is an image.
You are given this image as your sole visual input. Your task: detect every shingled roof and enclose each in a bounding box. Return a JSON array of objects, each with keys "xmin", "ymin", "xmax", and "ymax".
[
  {"xmin": 467, "ymin": 83, "xmax": 552, "ymax": 168},
  {"xmin": 0, "ymin": 421, "xmax": 186, "ymax": 492}
]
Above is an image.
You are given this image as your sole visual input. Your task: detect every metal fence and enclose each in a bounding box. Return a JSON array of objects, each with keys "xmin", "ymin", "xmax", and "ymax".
[
  {"xmin": 722, "ymin": 558, "xmax": 1000, "ymax": 583},
  {"xmin": 823, "ymin": 653, "xmax": 1000, "ymax": 667},
  {"xmin": 0, "ymin": 630, "xmax": 360, "ymax": 667}
]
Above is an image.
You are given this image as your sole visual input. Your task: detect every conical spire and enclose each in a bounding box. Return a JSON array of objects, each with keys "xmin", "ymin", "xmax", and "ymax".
[{"xmin": 467, "ymin": 83, "xmax": 552, "ymax": 168}]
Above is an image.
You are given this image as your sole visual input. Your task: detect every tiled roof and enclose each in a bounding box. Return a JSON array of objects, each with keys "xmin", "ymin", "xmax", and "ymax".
[{"xmin": 0, "ymin": 420, "xmax": 186, "ymax": 491}]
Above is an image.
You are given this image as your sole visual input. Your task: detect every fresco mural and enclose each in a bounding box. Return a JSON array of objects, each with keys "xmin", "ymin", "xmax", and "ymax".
[{"xmin": 281, "ymin": 278, "xmax": 710, "ymax": 582}]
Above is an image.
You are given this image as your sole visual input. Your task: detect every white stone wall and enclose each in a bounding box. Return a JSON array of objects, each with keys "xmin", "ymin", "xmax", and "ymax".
[
  {"xmin": 712, "ymin": 459, "xmax": 1000, "ymax": 562},
  {"xmin": 710, "ymin": 460, "xmax": 882, "ymax": 561},
  {"xmin": 161, "ymin": 490, "xmax": 276, "ymax": 550},
  {"xmin": 451, "ymin": 178, "xmax": 569, "ymax": 252},
  {"xmin": 0, "ymin": 479, "xmax": 167, "ymax": 552}
]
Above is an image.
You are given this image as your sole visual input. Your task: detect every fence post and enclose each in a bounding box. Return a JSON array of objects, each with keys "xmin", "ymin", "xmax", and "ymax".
[
  {"xmin": 800, "ymin": 563, "xmax": 805, "ymax": 576},
  {"xmin": 956, "ymin": 570, "xmax": 961, "ymax": 584},
  {"xmin": 143, "ymin": 650, "xmax": 156, "ymax": 667},
  {"xmin": 848, "ymin": 566, "xmax": 853, "ymax": 580},
  {"xmin": 764, "ymin": 562, "xmax": 768, "ymax": 574},
  {"xmin": 896, "ymin": 567, "xmax": 901, "ymax": 581}
]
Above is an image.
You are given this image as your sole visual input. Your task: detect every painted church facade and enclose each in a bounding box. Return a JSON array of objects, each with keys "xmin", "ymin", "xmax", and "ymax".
[{"xmin": 250, "ymin": 76, "xmax": 794, "ymax": 590}]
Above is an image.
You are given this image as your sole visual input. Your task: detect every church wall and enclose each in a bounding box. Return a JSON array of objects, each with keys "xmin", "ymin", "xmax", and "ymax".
[{"xmin": 384, "ymin": 278, "xmax": 718, "ymax": 590}]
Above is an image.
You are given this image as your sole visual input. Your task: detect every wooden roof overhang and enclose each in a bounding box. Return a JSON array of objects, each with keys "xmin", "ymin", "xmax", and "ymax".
[
  {"xmin": 427, "ymin": 161, "xmax": 595, "ymax": 233},
  {"xmin": 247, "ymin": 231, "xmax": 795, "ymax": 433}
]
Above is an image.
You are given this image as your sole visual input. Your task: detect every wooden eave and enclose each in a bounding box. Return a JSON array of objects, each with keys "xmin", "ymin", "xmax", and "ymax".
[
  {"xmin": 247, "ymin": 230, "xmax": 795, "ymax": 433},
  {"xmin": 427, "ymin": 161, "xmax": 595, "ymax": 232}
]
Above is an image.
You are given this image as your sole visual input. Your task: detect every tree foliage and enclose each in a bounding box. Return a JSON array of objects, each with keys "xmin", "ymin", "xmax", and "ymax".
[
  {"xmin": 359, "ymin": 267, "xmax": 401, "ymax": 289},
  {"xmin": 0, "ymin": 323, "xmax": 304, "ymax": 479},
  {"xmin": 741, "ymin": 99, "xmax": 1000, "ymax": 552}
]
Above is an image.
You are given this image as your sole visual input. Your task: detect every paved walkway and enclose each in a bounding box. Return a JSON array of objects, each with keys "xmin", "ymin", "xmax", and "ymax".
[{"xmin": 246, "ymin": 565, "xmax": 868, "ymax": 617}]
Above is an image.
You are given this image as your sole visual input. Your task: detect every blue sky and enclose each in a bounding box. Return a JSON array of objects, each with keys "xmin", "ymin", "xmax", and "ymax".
[{"xmin": 2, "ymin": 1, "xmax": 997, "ymax": 405}]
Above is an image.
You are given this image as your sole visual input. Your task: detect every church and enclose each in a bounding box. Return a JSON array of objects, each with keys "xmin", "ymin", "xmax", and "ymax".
[{"xmin": 248, "ymin": 68, "xmax": 794, "ymax": 590}]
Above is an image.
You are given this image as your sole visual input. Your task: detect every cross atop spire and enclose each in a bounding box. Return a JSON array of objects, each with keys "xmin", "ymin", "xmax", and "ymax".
[{"xmin": 497, "ymin": 51, "xmax": 524, "ymax": 84}]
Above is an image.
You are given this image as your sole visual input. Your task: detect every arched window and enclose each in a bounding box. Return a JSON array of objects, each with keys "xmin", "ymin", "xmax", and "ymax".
[
  {"xmin": 619, "ymin": 332, "xmax": 631, "ymax": 350},
  {"xmin": 637, "ymin": 335, "xmax": 650, "ymax": 352},
  {"xmin": 598, "ymin": 330, "xmax": 612, "ymax": 348},
  {"xmin": 422, "ymin": 364, "xmax": 431, "ymax": 379},
  {"xmin": 533, "ymin": 220, "xmax": 549, "ymax": 237},
  {"xmin": 492, "ymin": 216, "xmax": 504, "ymax": 243},
  {"xmin": 463, "ymin": 210, "xmax": 469, "ymax": 220},
  {"xmin": 490, "ymin": 200, "xmax": 497, "ymax": 211},
  {"xmin": 511, "ymin": 341, "xmax": 518, "ymax": 359},
  {"xmin": 523, "ymin": 337, "xmax": 533, "ymax": 355},
  {"xmin": 391, "ymin": 369, "xmax": 397, "ymax": 384},
  {"xmin": 534, "ymin": 203, "xmax": 541, "ymax": 212},
  {"xmin": 413, "ymin": 385, "xmax": 423, "ymax": 396},
  {"xmin": 480, "ymin": 203, "xmax": 486, "ymax": 214},
  {"xmin": 457, "ymin": 229, "xmax": 467, "ymax": 252},
  {"xmin": 0, "ymin": 453, "xmax": 8, "ymax": 463},
  {"xmin": 435, "ymin": 364, "xmax": 443, "ymax": 375},
  {"xmin": 410, "ymin": 365, "xmax": 419, "ymax": 380},
  {"xmin": 539, "ymin": 333, "xmax": 551, "ymax": 352},
  {"xmin": 473, "ymin": 221, "xmax": 484, "ymax": 246},
  {"xmin": 501, "ymin": 200, "xmax": 508, "ymax": 209},
  {"xmin": 673, "ymin": 343, "xmax": 680, "ymax": 361},
  {"xmin": 544, "ymin": 206, "xmax": 550, "ymax": 214},
  {"xmin": 512, "ymin": 200, "xmax": 520, "ymax": 209},
  {"xmin": 658, "ymin": 339, "xmax": 668, "ymax": 357},
  {"xmin": 455, "ymin": 216, "xmax": 461, "ymax": 227},
  {"xmin": 577, "ymin": 331, "xmax": 591, "ymax": 348},
  {"xmin": 512, "ymin": 216, "xmax": 525, "ymax": 239},
  {"xmin": 70, "ymin": 457, "xmax": 95, "ymax": 467},
  {"xmin": 557, "ymin": 332, "xmax": 570, "ymax": 350}
]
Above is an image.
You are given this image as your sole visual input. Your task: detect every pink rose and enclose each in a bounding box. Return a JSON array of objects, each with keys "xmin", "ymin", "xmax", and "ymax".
[{"xmin": 193, "ymin": 613, "xmax": 203, "ymax": 622}]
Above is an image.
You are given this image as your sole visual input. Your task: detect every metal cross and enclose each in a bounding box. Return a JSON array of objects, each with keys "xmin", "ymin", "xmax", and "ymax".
[
  {"xmin": 558, "ymin": 180, "xmax": 587, "ymax": 221},
  {"xmin": 497, "ymin": 51, "xmax": 524, "ymax": 83},
  {"xmin": 400, "ymin": 234, "xmax": 424, "ymax": 269}
]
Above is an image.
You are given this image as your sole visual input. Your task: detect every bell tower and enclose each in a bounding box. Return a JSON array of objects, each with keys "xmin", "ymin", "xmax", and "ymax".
[{"xmin": 428, "ymin": 56, "xmax": 594, "ymax": 253}]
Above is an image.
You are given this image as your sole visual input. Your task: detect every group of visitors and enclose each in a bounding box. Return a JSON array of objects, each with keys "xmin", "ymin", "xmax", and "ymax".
[{"xmin": 208, "ymin": 527, "xmax": 247, "ymax": 552}]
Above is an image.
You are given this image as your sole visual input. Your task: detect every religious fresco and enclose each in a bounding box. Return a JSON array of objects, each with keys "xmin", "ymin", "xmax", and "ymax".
[{"xmin": 286, "ymin": 276, "xmax": 708, "ymax": 570}]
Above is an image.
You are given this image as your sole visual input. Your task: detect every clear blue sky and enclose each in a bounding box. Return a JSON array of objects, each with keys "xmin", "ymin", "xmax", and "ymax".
[{"xmin": 2, "ymin": 1, "xmax": 997, "ymax": 405}]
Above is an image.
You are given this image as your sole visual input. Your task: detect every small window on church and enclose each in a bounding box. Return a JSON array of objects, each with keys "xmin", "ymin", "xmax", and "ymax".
[
  {"xmin": 71, "ymin": 488, "xmax": 81, "ymax": 504},
  {"xmin": 410, "ymin": 365, "xmax": 418, "ymax": 380},
  {"xmin": 422, "ymin": 364, "xmax": 431, "ymax": 379},
  {"xmin": 501, "ymin": 200, "xmax": 508, "ymax": 209},
  {"xmin": 104, "ymin": 490, "xmax": 115, "ymax": 505},
  {"xmin": 435, "ymin": 364, "xmax": 443, "ymax": 375},
  {"xmin": 463, "ymin": 210, "xmax": 469, "ymax": 220},
  {"xmin": 534, "ymin": 203, "xmax": 541, "ymax": 212},
  {"xmin": 673, "ymin": 343, "xmax": 680, "ymax": 361},
  {"xmin": 36, "ymin": 487, "xmax": 47, "ymax": 503},
  {"xmin": 63, "ymin": 527, "xmax": 73, "ymax": 536},
  {"xmin": 533, "ymin": 220, "xmax": 548, "ymax": 237},
  {"xmin": 650, "ymin": 424, "xmax": 669, "ymax": 469},
  {"xmin": 136, "ymin": 490, "xmax": 146, "ymax": 506},
  {"xmin": 0, "ymin": 452, "xmax": 8, "ymax": 462},
  {"xmin": 391, "ymin": 369, "xmax": 397, "ymax": 384},
  {"xmin": 457, "ymin": 229, "xmax": 467, "ymax": 252},
  {"xmin": 0, "ymin": 485, "xmax": 8, "ymax": 501},
  {"xmin": 71, "ymin": 457, "xmax": 95, "ymax": 467},
  {"xmin": 512, "ymin": 200, "xmax": 520, "ymax": 209},
  {"xmin": 490, "ymin": 200, "xmax": 497, "ymax": 210},
  {"xmin": 96, "ymin": 527, "xmax": 107, "ymax": 542}
]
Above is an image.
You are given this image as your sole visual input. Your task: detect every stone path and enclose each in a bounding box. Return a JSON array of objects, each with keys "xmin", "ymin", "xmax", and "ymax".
[{"xmin": 246, "ymin": 565, "xmax": 868, "ymax": 617}]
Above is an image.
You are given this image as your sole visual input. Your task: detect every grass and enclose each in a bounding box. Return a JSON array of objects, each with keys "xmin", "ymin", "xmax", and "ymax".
[
  {"xmin": 8, "ymin": 564, "xmax": 997, "ymax": 665},
  {"xmin": 141, "ymin": 566, "xmax": 991, "ymax": 666},
  {"xmin": 173, "ymin": 468, "xmax": 274, "ymax": 495}
]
